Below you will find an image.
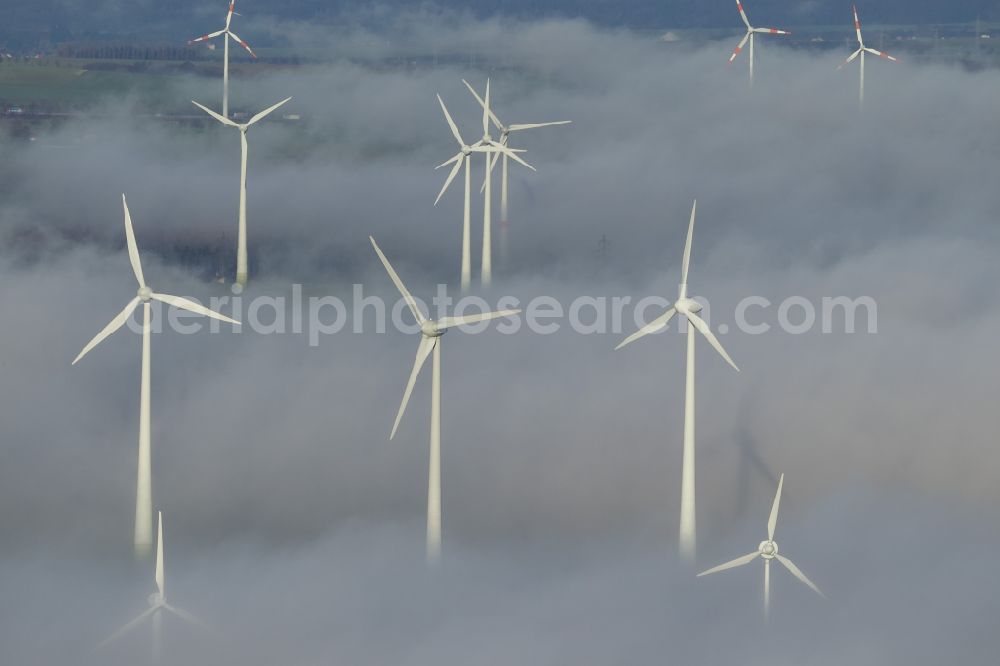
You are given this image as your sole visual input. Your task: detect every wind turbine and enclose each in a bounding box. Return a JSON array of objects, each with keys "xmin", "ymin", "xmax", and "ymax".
[
  {"xmin": 433, "ymin": 94, "xmax": 491, "ymax": 292},
  {"xmin": 839, "ymin": 4, "xmax": 898, "ymax": 110},
  {"xmin": 99, "ymin": 512, "xmax": 208, "ymax": 658},
  {"xmin": 614, "ymin": 200, "xmax": 739, "ymax": 563},
  {"xmin": 728, "ymin": 0, "xmax": 790, "ymax": 84},
  {"xmin": 698, "ymin": 474, "xmax": 824, "ymax": 618},
  {"xmin": 461, "ymin": 79, "xmax": 571, "ymax": 244},
  {"xmin": 73, "ymin": 196, "xmax": 240, "ymax": 555},
  {"xmin": 370, "ymin": 237, "xmax": 520, "ymax": 564},
  {"xmin": 188, "ymin": 0, "xmax": 257, "ymax": 119},
  {"xmin": 464, "ymin": 79, "xmax": 535, "ymax": 287},
  {"xmin": 192, "ymin": 97, "xmax": 292, "ymax": 286}
]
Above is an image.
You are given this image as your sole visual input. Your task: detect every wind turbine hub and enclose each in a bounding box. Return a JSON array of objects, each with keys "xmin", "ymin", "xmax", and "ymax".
[
  {"xmin": 759, "ymin": 540, "xmax": 778, "ymax": 560},
  {"xmin": 675, "ymin": 297, "xmax": 702, "ymax": 314},
  {"xmin": 462, "ymin": 145, "xmax": 473, "ymax": 156},
  {"xmin": 138, "ymin": 286, "xmax": 153, "ymax": 302},
  {"xmin": 422, "ymin": 321, "xmax": 446, "ymax": 338},
  {"xmin": 147, "ymin": 592, "xmax": 164, "ymax": 607}
]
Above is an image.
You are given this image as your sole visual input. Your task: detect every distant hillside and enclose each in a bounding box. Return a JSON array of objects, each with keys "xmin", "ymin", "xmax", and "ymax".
[{"xmin": 1, "ymin": 0, "xmax": 998, "ymax": 51}]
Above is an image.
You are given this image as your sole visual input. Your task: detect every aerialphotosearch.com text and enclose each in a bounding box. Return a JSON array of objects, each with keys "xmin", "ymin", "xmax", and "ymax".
[{"xmin": 123, "ymin": 283, "xmax": 878, "ymax": 346}]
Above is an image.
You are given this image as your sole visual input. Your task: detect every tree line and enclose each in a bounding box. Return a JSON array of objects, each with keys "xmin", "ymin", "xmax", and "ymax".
[{"xmin": 55, "ymin": 43, "xmax": 204, "ymax": 61}]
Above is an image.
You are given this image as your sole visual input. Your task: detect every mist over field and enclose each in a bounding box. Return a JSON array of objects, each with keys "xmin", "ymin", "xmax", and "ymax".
[{"xmin": 0, "ymin": 8, "xmax": 999, "ymax": 665}]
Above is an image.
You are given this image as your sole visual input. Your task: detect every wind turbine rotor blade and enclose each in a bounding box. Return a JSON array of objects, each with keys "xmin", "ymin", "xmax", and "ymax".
[
  {"xmin": 853, "ymin": 4, "xmax": 863, "ymax": 45},
  {"xmin": 369, "ymin": 237, "xmax": 427, "ymax": 325},
  {"xmin": 614, "ymin": 308, "xmax": 676, "ymax": 351},
  {"xmin": 226, "ymin": 0, "xmax": 236, "ymax": 26},
  {"xmin": 155, "ymin": 511, "xmax": 164, "ymax": 597},
  {"xmin": 164, "ymin": 604, "xmax": 211, "ymax": 630},
  {"xmin": 478, "ymin": 149, "xmax": 502, "ymax": 196},
  {"xmin": 462, "ymin": 79, "xmax": 504, "ymax": 131},
  {"xmin": 436, "ymin": 94, "xmax": 465, "ymax": 147},
  {"xmin": 391, "ymin": 336, "xmax": 437, "ymax": 439},
  {"xmin": 482, "ymin": 79, "xmax": 492, "ymax": 136},
  {"xmin": 434, "ymin": 157, "xmax": 464, "ymax": 205},
  {"xmin": 755, "ymin": 27, "xmax": 790, "ymax": 35},
  {"xmin": 735, "ymin": 0, "xmax": 751, "ymax": 28},
  {"xmin": 729, "ymin": 31, "xmax": 751, "ymax": 63},
  {"xmin": 121, "ymin": 195, "xmax": 145, "ymax": 288},
  {"xmin": 837, "ymin": 49, "xmax": 862, "ymax": 70},
  {"xmin": 151, "ymin": 293, "xmax": 241, "ymax": 325},
  {"xmin": 227, "ymin": 30, "xmax": 257, "ymax": 58},
  {"xmin": 72, "ymin": 297, "xmax": 141, "ymax": 365},
  {"xmin": 697, "ymin": 551, "xmax": 759, "ymax": 577},
  {"xmin": 864, "ymin": 47, "xmax": 897, "ymax": 61},
  {"xmin": 248, "ymin": 97, "xmax": 292, "ymax": 125},
  {"xmin": 97, "ymin": 607, "xmax": 157, "ymax": 648},
  {"xmin": 507, "ymin": 120, "xmax": 573, "ymax": 131},
  {"xmin": 437, "ymin": 309, "xmax": 521, "ymax": 329},
  {"xmin": 768, "ymin": 473, "xmax": 784, "ymax": 541},
  {"xmin": 775, "ymin": 554, "xmax": 824, "ymax": 597},
  {"xmin": 685, "ymin": 312, "xmax": 740, "ymax": 371},
  {"xmin": 189, "ymin": 29, "xmax": 226, "ymax": 44},
  {"xmin": 494, "ymin": 142, "xmax": 535, "ymax": 171},
  {"xmin": 681, "ymin": 200, "xmax": 696, "ymax": 288},
  {"xmin": 435, "ymin": 153, "xmax": 462, "ymax": 170},
  {"xmin": 191, "ymin": 100, "xmax": 238, "ymax": 127}
]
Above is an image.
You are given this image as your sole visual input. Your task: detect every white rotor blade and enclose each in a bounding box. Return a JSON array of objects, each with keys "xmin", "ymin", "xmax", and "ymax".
[
  {"xmin": 72, "ymin": 297, "xmax": 141, "ymax": 365},
  {"xmin": 492, "ymin": 141, "xmax": 535, "ymax": 171},
  {"xmin": 775, "ymin": 554, "xmax": 824, "ymax": 597},
  {"xmin": 754, "ymin": 27, "xmax": 790, "ymax": 35},
  {"xmin": 478, "ymin": 147, "xmax": 504, "ymax": 195},
  {"xmin": 462, "ymin": 79, "xmax": 503, "ymax": 131},
  {"xmin": 681, "ymin": 200, "xmax": 696, "ymax": 288},
  {"xmin": 121, "ymin": 195, "xmax": 145, "ymax": 288},
  {"xmin": 437, "ymin": 309, "xmax": 521, "ymax": 329},
  {"xmin": 478, "ymin": 145, "xmax": 505, "ymax": 195},
  {"xmin": 508, "ymin": 120, "xmax": 572, "ymax": 132},
  {"xmin": 151, "ymin": 293, "xmax": 241, "ymax": 325},
  {"xmin": 729, "ymin": 31, "xmax": 751, "ymax": 63},
  {"xmin": 482, "ymin": 78, "xmax": 491, "ymax": 136},
  {"xmin": 369, "ymin": 237, "xmax": 427, "ymax": 325},
  {"xmin": 864, "ymin": 47, "xmax": 897, "ymax": 62},
  {"xmin": 853, "ymin": 4, "xmax": 863, "ymax": 46},
  {"xmin": 434, "ymin": 156, "xmax": 464, "ymax": 205},
  {"xmin": 164, "ymin": 604, "xmax": 211, "ymax": 630},
  {"xmin": 189, "ymin": 29, "xmax": 226, "ymax": 44},
  {"xmin": 192, "ymin": 100, "xmax": 238, "ymax": 127},
  {"xmin": 837, "ymin": 49, "xmax": 862, "ymax": 70},
  {"xmin": 247, "ymin": 97, "xmax": 292, "ymax": 126},
  {"xmin": 697, "ymin": 551, "xmax": 759, "ymax": 577},
  {"xmin": 436, "ymin": 94, "xmax": 465, "ymax": 147},
  {"xmin": 391, "ymin": 336, "xmax": 437, "ymax": 440},
  {"xmin": 435, "ymin": 153, "xmax": 462, "ymax": 170},
  {"xmin": 735, "ymin": 0, "xmax": 751, "ymax": 28},
  {"xmin": 614, "ymin": 308, "xmax": 676, "ymax": 351},
  {"xmin": 155, "ymin": 511, "xmax": 164, "ymax": 598},
  {"xmin": 227, "ymin": 30, "xmax": 257, "ymax": 58},
  {"xmin": 685, "ymin": 312, "xmax": 739, "ymax": 372},
  {"xmin": 768, "ymin": 473, "xmax": 784, "ymax": 541},
  {"xmin": 98, "ymin": 607, "xmax": 157, "ymax": 648}
]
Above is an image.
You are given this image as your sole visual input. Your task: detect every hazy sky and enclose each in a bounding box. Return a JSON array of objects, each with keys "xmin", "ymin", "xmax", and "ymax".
[{"xmin": 1, "ymin": 9, "xmax": 999, "ymax": 666}]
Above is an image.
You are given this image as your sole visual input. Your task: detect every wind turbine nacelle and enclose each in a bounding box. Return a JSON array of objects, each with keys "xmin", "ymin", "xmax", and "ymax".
[
  {"xmin": 758, "ymin": 540, "xmax": 778, "ymax": 560},
  {"xmin": 422, "ymin": 322, "xmax": 446, "ymax": 338},
  {"xmin": 675, "ymin": 297, "xmax": 702, "ymax": 314},
  {"xmin": 147, "ymin": 592, "xmax": 165, "ymax": 608}
]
